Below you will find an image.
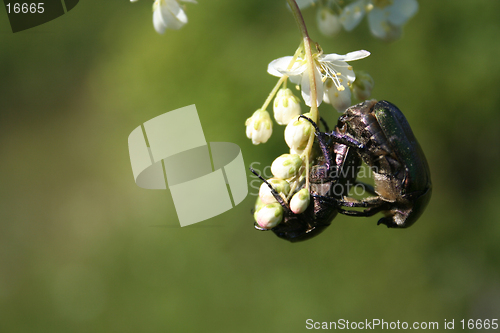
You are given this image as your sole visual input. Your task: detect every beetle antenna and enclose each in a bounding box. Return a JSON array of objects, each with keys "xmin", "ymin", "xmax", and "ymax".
[
  {"xmin": 299, "ymin": 115, "xmax": 321, "ymax": 133},
  {"xmin": 298, "ymin": 115, "xmax": 337, "ymax": 171},
  {"xmin": 249, "ymin": 167, "xmax": 292, "ymax": 212},
  {"xmin": 319, "ymin": 117, "xmax": 330, "ymax": 132}
]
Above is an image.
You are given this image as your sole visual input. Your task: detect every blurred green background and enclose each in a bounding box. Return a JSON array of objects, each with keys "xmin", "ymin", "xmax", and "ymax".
[{"xmin": 1, "ymin": 1, "xmax": 500, "ymax": 332}]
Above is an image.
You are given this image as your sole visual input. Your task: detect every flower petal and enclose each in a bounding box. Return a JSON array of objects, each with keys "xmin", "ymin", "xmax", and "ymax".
[
  {"xmin": 267, "ymin": 56, "xmax": 292, "ymax": 77},
  {"xmin": 160, "ymin": 0, "xmax": 188, "ymax": 30},
  {"xmin": 367, "ymin": 7, "xmax": 389, "ymax": 39},
  {"xmin": 320, "ymin": 50, "xmax": 370, "ymax": 62},
  {"xmin": 387, "ymin": 0, "xmax": 419, "ymax": 26},
  {"xmin": 326, "ymin": 84, "xmax": 352, "ymax": 112},
  {"xmin": 340, "ymin": 0, "xmax": 366, "ymax": 31},
  {"xmin": 153, "ymin": 5, "xmax": 167, "ymax": 34},
  {"xmin": 301, "ymin": 65, "xmax": 323, "ymax": 107},
  {"xmin": 368, "ymin": 8, "xmax": 402, "ymax": 40},
  {"xmin": 316, "ymin": 7, "xmax": 342, "ymax": 37},
  {"xmin": 267, "ymin": 56, "xmax": 306, "ymax": 78},
  {"xmin": 335, "ymin": 62, "xmax": 356, "ymax": 82}
]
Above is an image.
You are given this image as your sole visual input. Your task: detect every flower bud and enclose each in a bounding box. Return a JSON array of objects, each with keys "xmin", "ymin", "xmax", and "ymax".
[
  {"xmin": 153, "ymin": 0, "xmax": 190, "ymax": 33},
  {"xmin": 245, "ymin": 109, "xmax": 272, "ymax": 145},
  {"xmin": 289, "ymin": 147, "xmax": 305, "ymax": 156},
  {"xmin": 259, "ymin": 178, "xmax": 291, "ymax": 204},
  {"xmin": 255, "ymin": 203, "xmax": 283, "ymax": 229},
  {"xmin": 271, "ymin": 154, "xmax": 303, "ymax": 179},
  {"xmin": 353, "ymin": 71, "xmax": 374, "ymax": 100},
  {"xmin": 254, "ymin": 196, "xmax": 265, "ymax": 210},
  {"xmin": 284, "ymin": 112, "xmax": 313, "ymax": 151},
  {"xmin": 317, "ymin": 7, "xmax": 342, "ymax": 37},
  {"xmin": 325, "ymin": 80, "xmax": 352, "ymax": 112},
  {"xmin": 290, "ymin": 188, "xmax": 310, "ymax": 214},
  {"xmin": 273, "ymin": 88, "xmax": 301, "ymax": 125}
]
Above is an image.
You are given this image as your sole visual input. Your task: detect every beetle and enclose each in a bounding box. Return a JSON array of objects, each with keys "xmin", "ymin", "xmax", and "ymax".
[
  {"xmin": 251, "ymin": 117, "xmax": 364, "ymax": 242},
  {"xmin": 335, "ymin": 100, "xmax": 432, "ymax": 228}
]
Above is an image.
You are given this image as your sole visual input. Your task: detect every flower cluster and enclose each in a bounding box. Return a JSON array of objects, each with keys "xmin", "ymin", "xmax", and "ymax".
[
  {"xmin": 268, "ymin": 48, "xmax": 370, "ymax": 112},
  {"xmin": 296, "ymin": 0, "xmax": 419, "ymax": 41},
  {"xmin": 246, "ymin": 43, "xmax": 371, "ymax": 229},
  {"xmin": 131, "ymin": 0, "xmax": 197, "ymax": 34},
  {"xmin": 254, "ymin": 153, "xmax": 311, "ymax": 229}
]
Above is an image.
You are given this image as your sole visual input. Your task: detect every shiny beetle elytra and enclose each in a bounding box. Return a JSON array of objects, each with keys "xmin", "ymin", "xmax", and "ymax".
[
  {"xmin": 251, "ymin": 118, "xmax": 363, "ymax": 242},
  {"xmin": 336, "ymin": 100, "xmax": 432, "ymax": 228}
]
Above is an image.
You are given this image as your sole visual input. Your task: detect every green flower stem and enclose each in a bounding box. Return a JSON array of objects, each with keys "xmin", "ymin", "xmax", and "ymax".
[
  {"xmin": 286, "ymin": 0, "xmax": 318, "ymax": 190},
  {"xmin": 261, "ymin": 76, "xmax": 287, "ymax": 111},
  {"xmin": 261, "ymin": 44, "xmax": 304, "ymax": 111},
  {"xmin": 286, "ymin": 0, "xmax": 319, "ymax": 124}
]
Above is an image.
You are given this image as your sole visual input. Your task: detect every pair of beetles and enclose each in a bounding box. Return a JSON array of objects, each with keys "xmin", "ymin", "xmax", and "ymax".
[{"xmin": 252, "ymin": 100, "xmax": 432, "ymax": 242}]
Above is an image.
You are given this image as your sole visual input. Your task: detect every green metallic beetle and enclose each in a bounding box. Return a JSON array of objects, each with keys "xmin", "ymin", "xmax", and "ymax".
[{"xmin": 335, "ymin": 100, "xmax": 432, "ymax": 228}]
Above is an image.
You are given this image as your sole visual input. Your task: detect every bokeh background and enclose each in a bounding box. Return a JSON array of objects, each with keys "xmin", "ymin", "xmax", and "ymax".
[{"xmin": 1, "ymin": 1, "xmax": 500, "ymax": 332}]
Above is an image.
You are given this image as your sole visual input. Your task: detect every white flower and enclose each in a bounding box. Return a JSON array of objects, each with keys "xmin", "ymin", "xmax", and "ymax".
[
  {"xmin": 273, "ymin": 88, "xmax": 302, "ymax": 125},
  {"xmin": 255, "ymin": 203, "xmax": 284, "ymax": 229},
  {"xmin": 340, "ymin": 0, "xmax": 366, "ymax": 31},
  {"xmin": 151, "ymin": 0, "xmax": 197, "ymax": 34},
  {"xmin": 353, "ymin": 71, "xmax": 374, "ymax": 100},
  {"xmin": 245, "ymin": 109, "xmax": 273, "ymax": 145},
  {"xmin": 268, "ymin": 50, "xmax": 370, "ymax": 108},
  {"xmin": 259, "ymin": 178, "xmax": 291, "ymax": 204},
  {"xmin": 284, "ymin": 113, "xmax": 313, "ymax": 151},
  {"xmin": 324, "ymin": 79, "xmax": 352, "ymax": 112},
  {"xmin": 290, "ymin": 188, "xmax": 310, "ymax": 214},
  {"xmin": 271, "ymin": 154, "xmax": 303, "ymax": 179},
  {"xmin": 316, "ymin": 7, "xmax": 342, "ymax": 37},
  {"xmin": 340, "ymin": 0, "xmax": 419, "ymax": 41}
]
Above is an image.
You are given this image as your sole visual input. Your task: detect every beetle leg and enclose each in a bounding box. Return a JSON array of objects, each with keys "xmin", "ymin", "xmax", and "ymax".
[
  {"xmin": 254, "ymin": 222, "xmax": 269, "ymax": 231},
  {"xmin": 319, "ymin": 117, "xmax": 330, "ymax": 133},
  {"xmin": 309, "ymin": 193, "xmax": 378, "ymax": 207},
  {"xmin": 354, "ymin": 181, "xmax": 376, "ymax": 196},
  {"xmin": 299, "ymin": 115, "xmax": 365, "ymax": 150},
  {"xmin": 249, "ymin": 168, "xmax": 293, "ymax": 214},
  {"xmin": 323, "ymin": 131, "xmax": 365, "ymax": 150},
  {"xmin": 310, "ymin": 193, "xmax": 339, "ymax": 206},
  {"xmin": 298, "ymin": 115, "xmax": 335, "ymax": 170},
  {"xmin": 336, "ymin": 205, "xmax": 386, "ymax": 217},
  {"xmin": 402, "ymin": 189, "xmax": 428, "ymax": 201},
  {"xmin": 377, "ymin": 218, "xmax": 399, "ymax": 228},
  {"xmin": 310, "ymin": 193, "xmax": 338, "ymax": 202},
  {"xmin": 337, "ymin": 196, "xmax": 389, "ymax": 217},
  {"xmin": 337, "ymin": 199, "xmax": 380, "ymax": 208}
]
